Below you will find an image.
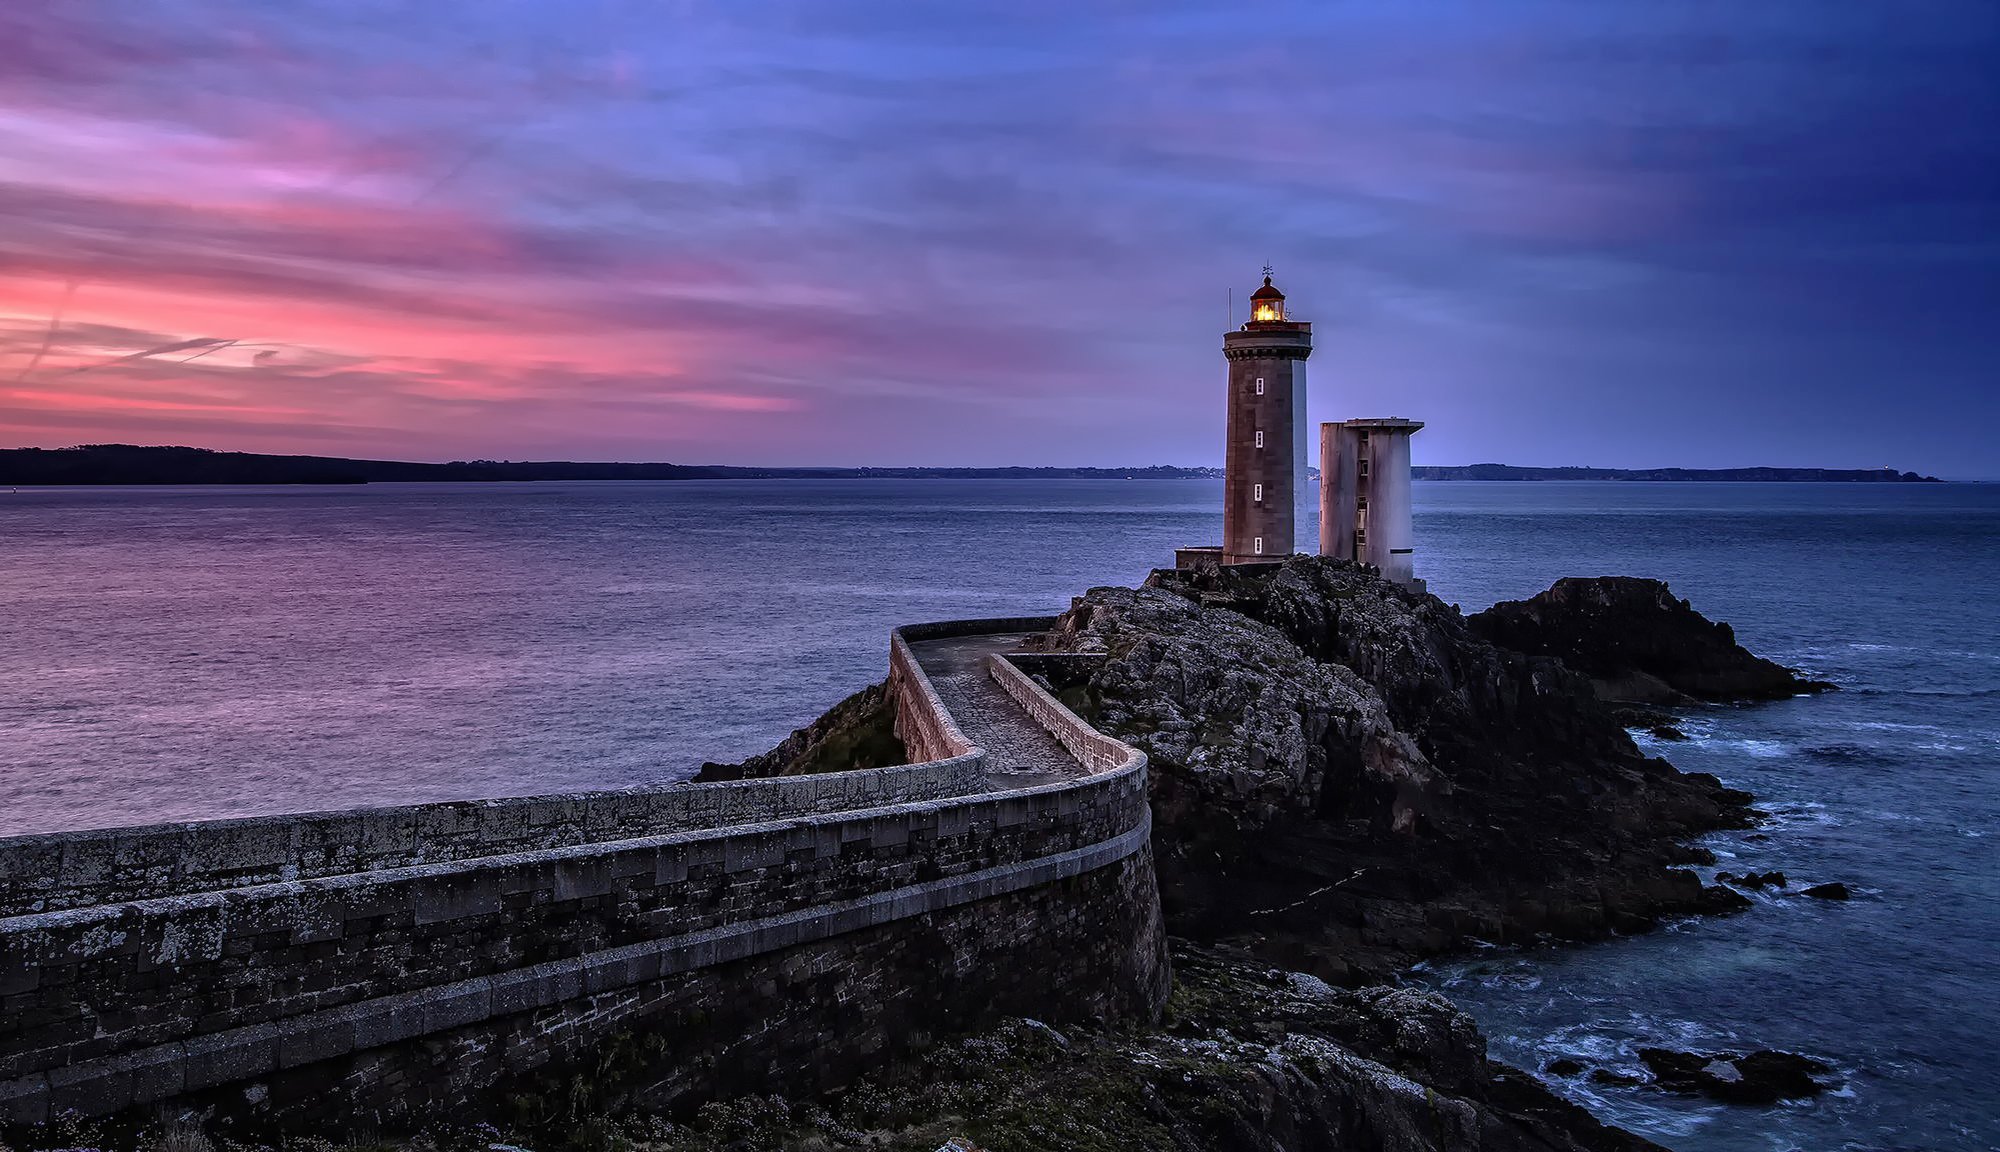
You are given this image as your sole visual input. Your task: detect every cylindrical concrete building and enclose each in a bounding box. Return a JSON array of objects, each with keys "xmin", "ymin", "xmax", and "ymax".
[
  {"xmin": 1221, "ymin": 275, "xmax": 1313, "ymax": 564},
  {"xmin": 1320, "ymin": 418, "xmax": 1424, "ymax": 588}
]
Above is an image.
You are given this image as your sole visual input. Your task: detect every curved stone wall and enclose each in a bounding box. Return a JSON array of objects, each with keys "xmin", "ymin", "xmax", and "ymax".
[
  {"xmin": 885, "ymin": 616, "xmax": 1058, "ymax": 766},
  {"xmin": 0, "ymin": 619, "xmax": 1165, "ymax": 1129},
  {"xmin": 0, "ymin": 759, "xmax": 990, "ymax": 918}
]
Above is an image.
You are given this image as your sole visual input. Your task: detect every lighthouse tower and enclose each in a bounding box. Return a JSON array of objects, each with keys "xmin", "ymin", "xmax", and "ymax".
[{"xmin": 1220, "ymin": 272, "xmax": 1313, "ymax": 563}]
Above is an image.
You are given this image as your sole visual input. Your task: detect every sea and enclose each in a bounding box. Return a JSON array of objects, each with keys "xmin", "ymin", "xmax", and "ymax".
[{"xmin": 1, "ymin": 479, "xmax": 1994, "ymax": 1151}]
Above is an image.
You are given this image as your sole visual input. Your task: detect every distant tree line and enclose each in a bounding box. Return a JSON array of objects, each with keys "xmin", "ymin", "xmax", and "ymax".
[
  {"xmin": 0, "ymin": 445, "xmax": 1225, "ymax": 485},
  {"xmin": 0, "ymin": 445, "xmax": 1941, "ymax": 485},
  {"xmin": 1411, "ymin": 464, "xmax": 1940, "ymax": 482}
]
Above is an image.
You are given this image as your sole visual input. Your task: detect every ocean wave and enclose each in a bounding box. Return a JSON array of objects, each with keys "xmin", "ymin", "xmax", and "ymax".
[
  {"xmin": 1755, "ymin": 800, "xmax": 1840, "ymax": 830},
  {"xmin": 1851, "ymin": 719, "xmax": 1948, "ymax": 733},
  {"xmin": 1740, "ymin": 739, "xmax": 1794, "ymax": 759},
  {"xmin": 1687, "ymin": 736, "xmax": 1794, "ymax": 759},
  {"xmin": 1842, "ymin": 686, "xmax": 2000, "ymax": 698},
  {"xmin": 1867, "ymin": 809, "xmax": 1929, "ymax": 825},
  {"xmin": 1803, "ymin": 742, "xmax": 1877, "ymax": 763},
  {"xmin": 1836, "ymin": 642, "xmax": 2000, "ymax": 663}
]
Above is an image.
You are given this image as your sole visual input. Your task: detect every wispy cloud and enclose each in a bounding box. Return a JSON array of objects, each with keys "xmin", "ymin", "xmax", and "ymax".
[{"xmin": 1, "ymin": 0, "xmax": 1995, "ymax": 471}]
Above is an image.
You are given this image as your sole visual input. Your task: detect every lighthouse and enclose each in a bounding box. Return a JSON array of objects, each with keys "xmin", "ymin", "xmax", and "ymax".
[{"xmin": 1219, "ymin": 272, "xmax": 1313, "ymax": 563}]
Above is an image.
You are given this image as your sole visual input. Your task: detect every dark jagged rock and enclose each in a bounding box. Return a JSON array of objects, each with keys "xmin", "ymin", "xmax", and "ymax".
[
  {"xmin": 1467, "ymin": 576, "xmax": 1835, "ymax": 703},
  {"xmin": 1545, "ymin": 1057, "xmax": 1586, "ymax": 1077},
  {"xmin": 37, "ymin": 945, "xmax": 1662, "ymax": 1152},
  {"xmin": 1024, "ymin": 557, "xmax": 1758, "ymax": 978},
  {"xmin": 1590, "ymin": 1068, "xmax": 1646, "ymax": 1087},
  {"xmin": 692, "ymin": 681, "xmax": 904, "ymax": 781},
  {"xmin": 1802, "ymin": 881, "xmax": 1852, "ymax": 900},
  {"xmin": 1637, "ymin": 1047, "xmax": 1836, "ymax": 1104},
  {"xmin": 1717, "ymin": 870, "xmax": 1787, "ymax": 890},
  {"xmin": 1609, "ymin": 704, "xmax": 1688, "ymax": 740},
  {"xmin": 593, "ymin": 942, "xmax": 1665, "ymax": 1152},
  {"xmin": 1699, "ymin": 884, "xmax": 1754, "ymax": 913}
]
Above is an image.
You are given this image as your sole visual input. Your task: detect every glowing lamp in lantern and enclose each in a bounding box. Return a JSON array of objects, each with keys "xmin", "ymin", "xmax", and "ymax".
[{"xmin": 1248, "ymin": 275, "xmax": 1286, "ymax": 323}]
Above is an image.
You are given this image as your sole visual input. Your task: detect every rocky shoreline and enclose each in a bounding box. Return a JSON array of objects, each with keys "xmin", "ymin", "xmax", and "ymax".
[
  {"xmin": 9, "ymin": 560, "xmax": 1839, "ymax": 1152},
  {"xmin": 684, "ymin": 558, "xmax": 1837, "ymax": 1151},
  {"xmin": 1016, "ymin": 560, "xmax": 1777, "ymax": 981},
  {"xmin": 602, "ymin": 940, "xmax": 1672, "ymax": 1152}
]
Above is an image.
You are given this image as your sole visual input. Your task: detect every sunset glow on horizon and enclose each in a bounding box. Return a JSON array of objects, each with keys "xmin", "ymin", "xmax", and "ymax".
[{"xmin": 4, "ymin": 2, "xmax": 1996, "ymax": 473}]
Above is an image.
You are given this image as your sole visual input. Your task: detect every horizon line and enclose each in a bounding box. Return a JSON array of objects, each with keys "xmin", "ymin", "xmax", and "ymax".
[{"xmin": 1, "ymin": 444, "xmax": 1974, "ymax": 481}]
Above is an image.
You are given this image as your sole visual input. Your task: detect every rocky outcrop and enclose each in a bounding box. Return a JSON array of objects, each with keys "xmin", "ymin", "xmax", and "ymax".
[
  {"xmin": 650, "ymin": 561, "xmax": 1827, "ymax": 1149},
  {"xmin": 1717, "ymin": 869, "xmax": 1786, "ymax": 890},
  {"xmin": 530, "ymin": 942, "xmax": 1665, "ymax": 1152},
  {"xmin": 1467, "ymin": 577, "xmax": 1834, "ymax": 703},
  {"xmin": 1636, "ymin": 1048, "xmax": 1837, "ymax": 1104},
  {"xmin": 692, "ymin": 681, "xmax": 904, "ymax": 781},
  {"xmin": 1022, "ymin": 557, "xmax": 1754, "ymax": 978}
]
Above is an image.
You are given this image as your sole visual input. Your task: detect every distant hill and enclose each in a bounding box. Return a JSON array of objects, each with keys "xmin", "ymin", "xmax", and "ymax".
[
  {"xmin": 0, "ymin": 445, "xmax": 1222, "ymax": 484},
  {"xmin": 1412, "ymin": 463, "xmax": 1940, "ymax": 482},
  {"xmin": 0, "ymin": 445, "xmax": 1942, "ymax": 485}
]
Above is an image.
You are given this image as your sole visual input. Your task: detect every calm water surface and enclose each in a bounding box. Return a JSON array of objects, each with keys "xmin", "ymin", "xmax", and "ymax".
[{"xmin": 1, "ymin": 480, "xmax": 1995, "ymax": 1151}]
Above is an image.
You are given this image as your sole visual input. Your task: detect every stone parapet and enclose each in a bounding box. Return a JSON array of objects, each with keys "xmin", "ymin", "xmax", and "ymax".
[
  {"xmin": 987, "ymin": 655, "xmax": 1136, "ymax": 775},
  {"xmin": 0, "ymin": 759, "xmax": 987, "ymax": 918}
]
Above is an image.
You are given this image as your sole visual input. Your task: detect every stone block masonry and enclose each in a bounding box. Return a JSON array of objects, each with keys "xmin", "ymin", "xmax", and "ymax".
[
  {"xmin": 0, "ymin": 619, "xmax": 1166, "ymax": 1129},
  {"xmin": 0, "ymin": 756, "xmax": 987, "ymax": 919}
]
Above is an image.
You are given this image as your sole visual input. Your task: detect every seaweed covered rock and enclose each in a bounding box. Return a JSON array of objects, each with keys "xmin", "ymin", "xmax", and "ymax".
[
  {"xmin": 1025, "ymin": 557, "xmax": 1754, "ymax": 977},
  {"xmin": 1467, "ymin": 577, "xmax": 1834, "ymax": 703}
]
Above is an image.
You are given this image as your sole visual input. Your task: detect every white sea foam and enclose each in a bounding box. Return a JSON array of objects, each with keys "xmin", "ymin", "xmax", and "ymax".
[
  {"xmin": 1756, "ymin": 801, "xmax": 1839, "ymax": 830},
  {"xmin": 1686, "ymin": 734, "xmax": 1794, "ymax": 759}
]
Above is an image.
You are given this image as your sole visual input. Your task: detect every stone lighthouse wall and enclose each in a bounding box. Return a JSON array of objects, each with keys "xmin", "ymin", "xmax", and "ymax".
[{"xmin": 1222, "ymin": 326, "xmax": 1314, "ymax": 563}]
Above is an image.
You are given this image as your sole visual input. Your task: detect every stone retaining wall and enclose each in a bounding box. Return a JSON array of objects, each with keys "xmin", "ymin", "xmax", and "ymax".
[
  {"xmin": 152, "ymin": 843, "xmax": 1166, "ymax": 1129},
  {"xmin": 0, "ymin": 618, "xmax": 1165, "ymax": 1130},
  {"xmin": 0, "ymin": 759, "xmax": 987, "ymax": 918}
]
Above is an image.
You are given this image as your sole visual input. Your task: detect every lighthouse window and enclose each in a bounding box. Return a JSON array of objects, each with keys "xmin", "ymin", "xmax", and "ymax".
[
  {"xmin": 1253, "ymin": 483, "xmax": 1263, "ymax": 502},
  {"xmin": 1255, "ymin": 378, "xmax": 1265, "ymax": 395},
  {"xmin": 1255, "ymin": 430, "xmax": 1264, "ymax": 448},
  {"xmin": 1253, "ymin": 536, "xmax": 1264, "ymax": 555}
]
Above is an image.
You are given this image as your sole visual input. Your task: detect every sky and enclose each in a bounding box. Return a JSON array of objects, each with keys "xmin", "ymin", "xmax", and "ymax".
[{"xmin": 2, "ymin": 2, "xmax": 1996, "ymax": 474}]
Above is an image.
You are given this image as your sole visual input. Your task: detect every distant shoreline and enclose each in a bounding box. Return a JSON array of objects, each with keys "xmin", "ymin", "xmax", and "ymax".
[{"xmin": 0, "ymin": 445, "xmax": 1944, "ymax": 485}]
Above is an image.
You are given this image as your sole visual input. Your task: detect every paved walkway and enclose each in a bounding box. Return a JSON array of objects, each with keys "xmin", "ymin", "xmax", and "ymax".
[{"xmin": 906, "ymin": 633, "xmax": 1086, "ymax": 789}]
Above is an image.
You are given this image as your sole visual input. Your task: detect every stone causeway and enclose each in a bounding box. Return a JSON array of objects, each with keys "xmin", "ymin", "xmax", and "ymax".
[{"xmin": 0, "ymin": 617, "xmax": 1169, "ymax": 1128}]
